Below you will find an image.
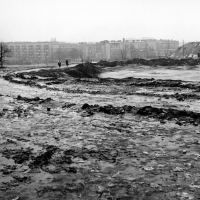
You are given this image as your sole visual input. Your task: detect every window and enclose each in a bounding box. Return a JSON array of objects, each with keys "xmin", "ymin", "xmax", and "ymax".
[
  {"xmin": 44, "ymin": 45, "xmax": 49, "ymax": 49},
  {"xmin": 36, "ymin": 45, "xmax": 41, "ymax": 50},
  {"xmin": 29, "ymin": 45, "xmax": 34, "ymax": 51},
  {"xmin": 10, "ymin": 46, "xmax": 14, "ymax": 52}
]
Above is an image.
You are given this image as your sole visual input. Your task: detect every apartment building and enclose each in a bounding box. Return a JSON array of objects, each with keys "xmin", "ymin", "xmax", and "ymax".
[
  {"xmin": 78, "ymin": 43, "xmax": 96, "ymax": 61},
  {"xmin": 102, "ymin": 39, "xmax": 151, "ymax": 60},
  {"xmin": 101, "ymin": 39, "xmax": 179, "ymax": 60},
  {"xmin": 6, "ymin": 42, "xmax": 80, "ymax": 64},
  {"xmin": 7, "ymin": 42, "xmax": 54, "ymax": 64},
  {"xmin": 51, "ymin": 42, "xmax": 79, "ymax": 62},
  {"xmin": 5, "ymin": 38, "xmax": 179, "ymax": 64},
  {"xmin": 156, "ymin": 39, "xmax": 179, "ymax": 57}
]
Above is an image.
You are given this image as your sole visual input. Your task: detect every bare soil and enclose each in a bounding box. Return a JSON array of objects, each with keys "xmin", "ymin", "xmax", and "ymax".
[{"xmin": 1, "ymin": 63, "xmax": 200, "ymax": 200}]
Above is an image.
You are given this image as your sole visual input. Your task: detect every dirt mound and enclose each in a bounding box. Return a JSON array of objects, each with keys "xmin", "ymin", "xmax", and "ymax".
[
  {"xmin": 13, "ymin": 62, "xmax": 101, "ymax": 79},
  {"xmin": 97, "ymin": 58, "xmax": 200, "ymax": 67},
  {"xmin": 97, "ymin": 60, "xmax": 124, "ymax": 67},
  {"xmin": 171, "ymin": 42, "xmax": 200, "ymax": 59},
  {"xmin": 66, "ymin": 62, "xmax": 101, "ymax": 78}
]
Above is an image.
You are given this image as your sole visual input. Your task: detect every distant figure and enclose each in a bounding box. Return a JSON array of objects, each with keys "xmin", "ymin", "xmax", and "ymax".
[
  {"xmin": 58, "ymin": 60, "xmax": 61, "ymax": 68},
  {"xmin": 66, "ymin": 59, "xmax": 69, "ymax": 67}
]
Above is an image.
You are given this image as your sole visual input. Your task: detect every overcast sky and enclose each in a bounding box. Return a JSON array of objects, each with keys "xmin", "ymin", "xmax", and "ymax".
[{"xmin": 0, "ymin": 0, "xmax": 199, "ymax": 43}]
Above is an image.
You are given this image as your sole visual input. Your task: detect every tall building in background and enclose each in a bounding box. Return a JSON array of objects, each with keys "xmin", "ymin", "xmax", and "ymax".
[
  {"xmin": 7, "ymin": 42, "xmax": 54, "ymax": 64},
  {"xmin": 156, "ymin": 40, "xmax": 179, "ymax": 57},
  {"xmin": 6, "ymin": 38, "xmax": 179, "ymax": 64},
  {"xmin": 98, "ymin": 38, "xmax": 179, "ymax": 60},
  {"xmin": 6, "ymin": 42, "xmax": 80, "ymax": 64}
]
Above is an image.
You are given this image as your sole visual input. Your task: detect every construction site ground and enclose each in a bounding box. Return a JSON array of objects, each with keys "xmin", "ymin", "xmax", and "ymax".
[{"xmin": 1, "ymin": 63, "xmax": 200, "ymax": 200}]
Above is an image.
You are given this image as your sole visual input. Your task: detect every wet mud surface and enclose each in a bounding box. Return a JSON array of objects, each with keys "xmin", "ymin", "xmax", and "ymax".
[{"xmin": 1, "ymin": 64, "xmax": 200, "ymax": 199}]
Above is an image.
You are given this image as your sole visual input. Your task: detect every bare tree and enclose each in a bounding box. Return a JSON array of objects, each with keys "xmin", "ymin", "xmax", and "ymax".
[
  {"xmin": 120, "ymin": 44, "xmax": 128, "ymax": 61},
  {"xmin": 69, "ymin": 48, "xmax": 79, "ymax": 61},
  {"xmin": 119, "ymin": 49, "xmax": 125, "ymax": 61},
  {"xmin": 53, "ymin": 47, "xmax": 67, "ymax": 61},
  {"xmin": 129, "ymin": 44, "xmax": 136, "ymax": 59},
  {"xmin": 79, "ymin": 49, "xmax": 85, "ymax": 64},
  {"xmin": 145, "ymin": 47, "xmax": 157, "ymax": 59},
  {"xmin": 0, "ymin": 42, "xmax": 11, "ymax": 68}
]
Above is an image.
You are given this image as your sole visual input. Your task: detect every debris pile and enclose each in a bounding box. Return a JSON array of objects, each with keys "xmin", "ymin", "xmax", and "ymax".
[
  {"xmin": 13, "ymin": 62, "xmax": 101, "ymax": 79},
  {"xmin": 97, "ymin": 58, "xmax": 200, "ymax": 67},
  {"xmin": 66, "ymin": 62, "xmax": 101, "ymax": 78}
]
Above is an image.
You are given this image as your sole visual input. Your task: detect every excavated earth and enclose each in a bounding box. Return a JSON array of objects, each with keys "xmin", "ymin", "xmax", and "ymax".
[{"xmin": 1, "ymin": 63, "xmax": 200, "ymax": 200}]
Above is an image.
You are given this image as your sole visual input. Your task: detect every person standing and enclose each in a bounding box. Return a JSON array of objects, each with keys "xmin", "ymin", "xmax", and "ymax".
[
  {"xmin": 58, "ymin": 60, "xmax": 61, "ymax": 68},
  {"xmin": 65, "ymin": 59, "xmax": 69, "ymax": 67}
]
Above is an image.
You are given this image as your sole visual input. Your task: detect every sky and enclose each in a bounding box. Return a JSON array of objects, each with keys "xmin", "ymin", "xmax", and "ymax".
[{"xmin": 0, "ymin": 0, "xmax": 199, "ymax": 43}]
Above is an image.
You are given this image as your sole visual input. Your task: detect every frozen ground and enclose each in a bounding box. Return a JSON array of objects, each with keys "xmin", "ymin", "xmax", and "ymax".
[
  {"xmin": 100, "ymin": 65, "xmax": 200, "ymax": 81},
  {"xmin": 1, "ymin": 64, "xmax": 200, "ymax": 200}
]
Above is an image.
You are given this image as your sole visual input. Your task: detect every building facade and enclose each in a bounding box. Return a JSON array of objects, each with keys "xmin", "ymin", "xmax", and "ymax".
[
  {"xmin": 156, "ymin": 40, "xmax": 179, "ymax": 57},
  {"xmin": 101, "ymin": 39, "xmax": 179, "ymax": 60},
  {"xmin": 6, "ymin": 38, "xmax": 179, "ymax": 64},
  {"xmin": 7, "ymin": 42, "xmax": 54, "ymax": 64},
  {"xmin": 6, "ymin": 42, "xmax": 80, "ymax": 64}
]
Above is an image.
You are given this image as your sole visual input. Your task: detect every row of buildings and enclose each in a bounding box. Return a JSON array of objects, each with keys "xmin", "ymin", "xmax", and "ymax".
[{"xmin": 6, "ymin": 38, "xmax": 179, "ymax": 64}]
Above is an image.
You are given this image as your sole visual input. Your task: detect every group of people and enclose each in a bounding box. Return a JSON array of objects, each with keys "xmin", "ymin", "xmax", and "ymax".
[{"xmin": 58, "ymin": 59, "xmax": 69, "ymax": 68}]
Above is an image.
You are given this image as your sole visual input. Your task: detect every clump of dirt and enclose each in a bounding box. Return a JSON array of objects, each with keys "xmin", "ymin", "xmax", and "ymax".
[
  {"xmin": 166, "ymin": 93, "xmax": 200, "ymax": 101},
  {"xmin": 82, "ymin": 103, "xmax": 134, "ymax": 115},
  {"xmin": 0, "ymin": 106, "xmax": 31, "ymax": 118},
  {"xmin": 17, "ymin": 95, "xmax": 52, "ymax": 103},
  {"xmin": 29, "ymin": 145, "xmax": 58, "ymax": 168},
  {"xmin": 97, "ymin": 58, "xmax": 200, "ymax": 67},
  {"xmin": 136, "ymin": 92, "xmax": 200, "ymax": 101},
  {"xmin": 137, "ymin": 106, "xmax": 200, "ymax": 125},
  {"xmin": 82, "ymin": 103, "xmax": 200, "ymax": 126},
  {"xmin": 2, "ymin": 148, "xmax": 33, "ymax": 164}
]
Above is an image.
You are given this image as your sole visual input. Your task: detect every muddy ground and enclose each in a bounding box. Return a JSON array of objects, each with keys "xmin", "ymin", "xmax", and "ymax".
[{"xmin": 1, "ymin": 63, "xmax": 200, "ymax": 200}]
